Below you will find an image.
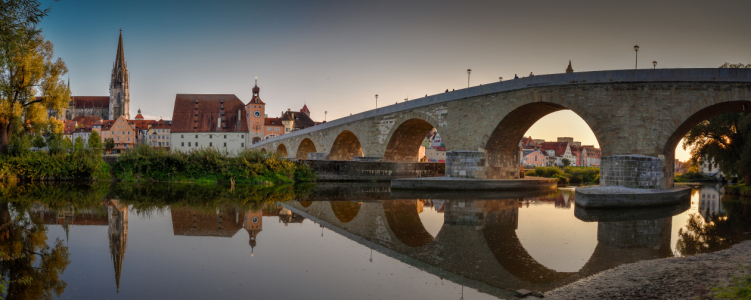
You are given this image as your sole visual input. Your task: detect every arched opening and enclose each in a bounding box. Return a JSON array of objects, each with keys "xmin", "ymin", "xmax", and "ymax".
[
  {"xmin": 299, "ymin": 200, "xmax": 313, "ymax": 208},
  {"xmin": 277, "ymin": 144, "xmax": 288, "ymax": 157},
  {"xmin": 260, "ymin": 148, "xmax": 267, "ymax": 153},
  {"xmin": 383, "ymin": 119, "xmax": 441, "ymax": 162},
  {"xmin": 330, "ymin": 201, "xmax": 361, "ymax": 223},
  {"xmin": 328, "ymin": 130, "xmax": 363, "ymax": 161},
  {"xmin": 485, "ymin": 103, "xmax": 600, "ymax": 179},
  {"xmin": 252, "ymin": 137, "xmax": 261, "ymax": 144},
  {"xmin": 664, "ymin": 101, "xmax": 751, "ymax": 187},
  {"xmin": 416, "ymin": 200, "xmax": 445, "ymax": 238},
  {"xmin": 382, "ymin": 200, "xmax": 439, "ymax": 248},
  {"xmin": 295, "ymin": 138, "xmax": 317, "ymax": 160}
]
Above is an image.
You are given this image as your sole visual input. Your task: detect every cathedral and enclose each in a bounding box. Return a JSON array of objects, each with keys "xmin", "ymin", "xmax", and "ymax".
[{"xmin": 54, "ymin": 30, "xmax": 131, "ymax": 121}]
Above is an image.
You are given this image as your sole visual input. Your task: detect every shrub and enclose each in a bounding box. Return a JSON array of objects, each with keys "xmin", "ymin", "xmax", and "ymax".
[
  {"xmin": 0, "ymin": 150, "xmax": 108, "ymax": 181},
  {"xmin": 113, "ymin": 146, "xmax": 314, "ymax": 185}
]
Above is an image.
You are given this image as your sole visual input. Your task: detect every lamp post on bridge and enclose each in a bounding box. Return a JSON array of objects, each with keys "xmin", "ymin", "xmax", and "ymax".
[
  {"xmin": 467, "ymin": 69, "xmax": 472, "ymax": 87},
  {"xmin": 634, "ymin": 45, "xmax": 639, "ymax": 69},
  {"xmin": 324, "ymin": 111, "xmax": 327, "ymax": 122},
  {"xmin": 375, "ymin": 94, "xmax": 378, "ymax": 109},
  {"xmin": 653, "ymin": 61, "xmax": 657, "ymax": 69},
  {"xmin": 499, "ymin": 76, "xmax": 503, "ymax": 82}
]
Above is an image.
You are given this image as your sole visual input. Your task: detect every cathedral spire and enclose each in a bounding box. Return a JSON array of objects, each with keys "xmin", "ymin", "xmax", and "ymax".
[
  {"xmin": 115, "ymin": 29, "xmax": 125, "ymax": 69},
  {"xmin": 566, "ymin": 60, "xmax": 574, "ymax": 73}
]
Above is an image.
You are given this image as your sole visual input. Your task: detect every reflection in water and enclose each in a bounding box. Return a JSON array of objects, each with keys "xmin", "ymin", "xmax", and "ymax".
[
  {"xmin": 1, "ymin": 202, "xmax": 71, "ymax": 299},
  {"xmin": 2, "ymin": 183, "xmax": 751, "ymax": 299}
]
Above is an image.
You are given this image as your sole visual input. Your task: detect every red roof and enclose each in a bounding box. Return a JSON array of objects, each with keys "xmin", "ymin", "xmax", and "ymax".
[
  {"xmin": 72, "ymin": 96, "xmax": 109, "ymax": 108},
  {"xmin": 300, "ymin": 104, "xmax": 310, "ymax": 114},
  {"xmin": 264, "ymin": 117, "xmax": 282, "ymax": 126},
  {"xmin": 171, "ymin": 94, "xmax": 249, "ymax": 133},
  {"xmin": 129, "ymin": 120, "xmax": 156, "ymax": 131},
  {"xmin": 151, "ymin": 119, "xmax": 171, "ymax": 129},
  {"xmin": 101, "ymin": 120, "xmax": 117, "ymax": 130},
  {"xmin": 135, "ymin": 114, "xmax": 144, "ymax": 119},
  {"xmin": 70, "ymin": 115, "xmax": 102, "ymax": 127},
  {"xmin": 432, "ymin": 146, "xmax": 446, "ymax": 151},
  {"xmin": 520, "ymin": 136, "xmax": 535, "ymax": 147},
  {"xmin": 63, "ymin": 120, "xmax": 77, "ymax": 134},
  {"xmin": 540, "ymin": 142, "xmax": 569, "ymax": 157},
  {"xmin": 74, "ymin": 127, "xmax": 92, "ymax": 133}
]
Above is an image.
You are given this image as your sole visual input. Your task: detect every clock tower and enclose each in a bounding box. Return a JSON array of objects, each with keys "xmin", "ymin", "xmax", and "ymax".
[{"xmin": 246, "ymin": 77, "xmax": 265, "ymax": 145}]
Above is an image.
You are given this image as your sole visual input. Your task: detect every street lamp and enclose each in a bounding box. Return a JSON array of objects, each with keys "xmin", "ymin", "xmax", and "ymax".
[
  {"xmin": 375, "ymin": 94, "xmax": 378, "ymax": 109},
  {"xmin": 499, "ymin": 76, "xmax": 503, "ymax": 82},
  {"xmin": 653, "ymin": 61, "xmax": 657, "ymax": 69},
  {"xmin": 324, "ymin": 111, "xmax": 327, "ymax": 121},
  {"xmin": 467, "ymin": 69, "xmax": 472, "ymax": 87},
  {"xmin": 634, "ymin": 45, "xmax": 639, "ymax": 69}
]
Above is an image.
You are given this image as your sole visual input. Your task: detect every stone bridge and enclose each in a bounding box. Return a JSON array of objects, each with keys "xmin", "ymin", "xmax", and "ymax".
[
  {"xmin": 283, "ymin": 195, "xmax": 682, "ymax": 296},
  {"xmin": 253, "ymin": 68, "xmax": 751, "ymax": 189}
]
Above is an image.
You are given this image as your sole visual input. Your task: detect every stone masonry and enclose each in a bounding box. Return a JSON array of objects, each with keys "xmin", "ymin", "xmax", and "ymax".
[
  {"xmin": 600, "ymin": 155, "xmax": 665, "ymax": 189},
  {"xmin": 252, "ymin": 68, "xmax": 751, "ymax": 189}
]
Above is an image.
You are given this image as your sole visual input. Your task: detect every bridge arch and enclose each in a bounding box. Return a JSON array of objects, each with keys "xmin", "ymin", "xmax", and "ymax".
[
  {"xmin": 483, "ymin": 101, "xmax": 602, "ymax": 179},
  {"xmin": 382, "ymin": 200, "xmax": 441, "ymax": 248},
  {"xmin": 328, "ymin": 130, "xmax": 364, "ymax": 161},
  {"xmin": 260, "ymin": 148, "xmax": 267, "ymax": 153},
  {"xmin": 276, "ymin": 144, "xmax": 288, "ymax": 157},
  {"xmin": 295, "ymin": 138, "xmax": 317, "ymax": 160},
  {"xmin": 383, "ymin": 114, "xmax": 443, "ymax": 162},
  {"xmin": 330, "ymin": 201, "xmax": 362, "ymax": 223},
  {"xmin": 662, "ymin": 100, "xmax": 751, "ymax": 186}
]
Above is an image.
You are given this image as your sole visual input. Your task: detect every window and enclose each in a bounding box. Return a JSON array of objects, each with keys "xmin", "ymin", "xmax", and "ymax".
[
  {"xmin": 223, "ymin": 142, "xmax": 226, "ymax": 147},
  {"xmin": 181, "ymin": 135, "xmax": 184, "ymax": 138},
  {"xmin": 209, "ymin": 142, "xmax": 212, "ymax": 147},
  {"xmin": 241, "ymin": 143, "xmax": 244, "ymax": 147},
  {"xmin": 224, "ymin": 135, "xmax": 227, "ymax": 139},
  {"xmin": 241, "ymin": 135, "xmax": 244, "ymax": 138},
  {"xmin": 195, "ymin": 135, "xmax": 198, "ymax": 139},
  {"xmin": 209, "ymin": 135, "xmax": 212, "ymax": 139},
  {"xmin": 188, "ymin": 142, "xmax": 191, "ymax": 146},
  {"xmin": 167, "ymin": 142, "xmax": 169, "ymax": 146},
  {"xmin": 285, "ymin": 128, "xmax": 290, "ymax": 132},
  {"xmin": 196, "ymin": 142, "xmax": 198, "ymax": 147},
  {"xmin": 117, "ymin": 137, "xmax": 119, "ymax": 141},
  {"xmin": 275, "ymin": 127, "xmax": 279, "ymax": 132}
]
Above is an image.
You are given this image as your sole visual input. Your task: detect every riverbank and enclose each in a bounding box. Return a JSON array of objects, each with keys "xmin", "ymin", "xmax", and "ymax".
[{"xmin": 546, "ymin": 240, "xmax": 751, "ymax": 299}]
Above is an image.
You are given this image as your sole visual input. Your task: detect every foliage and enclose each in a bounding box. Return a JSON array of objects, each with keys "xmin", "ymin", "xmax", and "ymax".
[
  {"xmin": 683, "ymin": 113, "xmax": 751, "ymax": 183},
  {"xmin": 421, "ymin": 138, "xmax": 430, "ymax": 148},
  {"xmin": 6, "ymin": 134, "xmax": 31, "ymax": 156},
  {"xmin": 31, "ymin": 135, "xmax": 44, "ymax": 149},
  {"xmin": 0, "ymin": 33, "xmax": 69, "ymax": 154},
  {"xmin": 719, "ymin": 62, "xmax": 751, "ymax": 68},
  {"xmin": 674, "ymin": 171, "xmax": 715, "ymax": 183},
  {"xmin": 724, "ymin": 185, "xmax": 751, "ymax": 197},
  {"xmin": 45, "ymin": 134, "xmax": 69, "ymax": 155},
  {"xmin": 561, "ymin": 158, "xmax": 571, "ymax": 167},
  {"xmin": 87, "ymin": 130, "xmax": 101, "ymax": 150},
  {"xmin": 104, "ymin": 138, "xmax": 114, "ymax": 152},
  {"xmin": 0, "ymin": 150, "xmax": 109, "ymax": 181},
  {"xmin": 73, "ymin": 137, "xmax": 83, "ymax": 152},
  {"xmin": 113, "ymin": 146, "xmax": 315, "ymax": 185},
  {"xmin": 712, "ymin": 269, "xmax": 751, "ymax": 299},
  {"xmin": 525, "ymin": 166, "xmax": 599, "ymax": 184},
  {"xmin": 676, "ymin": 197, "xmax": 751, "ymax": 256}
]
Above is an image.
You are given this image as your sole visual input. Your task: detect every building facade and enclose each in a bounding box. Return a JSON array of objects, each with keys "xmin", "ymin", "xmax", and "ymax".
[
  {"xmin": 98, "ymin": 116, "xmax": 137, "ymax": 153},
  {"xmin": 170, "ymin": 94, "xmax": 248, "ymax": 155}
]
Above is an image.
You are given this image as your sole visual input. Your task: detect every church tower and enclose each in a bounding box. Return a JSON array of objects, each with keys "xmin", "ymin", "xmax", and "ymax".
[
  {"xmin": 246, "ymin": 77, "xmax": 265, "ymax": 145},
  {"xmin": 109, "ymin": 29, "xmax": 130, "ymax": 120}
]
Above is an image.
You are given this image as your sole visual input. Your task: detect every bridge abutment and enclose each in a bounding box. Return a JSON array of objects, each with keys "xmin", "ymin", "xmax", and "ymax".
[{"xmin": 599, "ymin": 155, "xmax": 666, "ymax": 189}]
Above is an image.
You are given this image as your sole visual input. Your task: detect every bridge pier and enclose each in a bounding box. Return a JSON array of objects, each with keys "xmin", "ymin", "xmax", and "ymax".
[
  {"xmin": 353, "ymin": 156, "xmax": 383, "ymax": 162},
  {"xmin": 306, "ymin": 152, "xmax": 329, "ymax": 160},
  {"xmin": 445, "ymin": 151, "xmax": 486, "ymax": 178}
]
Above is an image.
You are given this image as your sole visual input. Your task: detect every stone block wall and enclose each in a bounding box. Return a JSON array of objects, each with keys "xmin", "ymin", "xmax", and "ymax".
[
  {"xmin": 302, "ymin": 160, "xmax": 445, "ymax": 181},
  {"xmin": 307, "ymin": 152, "xmax": 329, "ymax": 160},
  {"xmin": 353, "ymin": 156, "xmax": 383, "ymax": 162},
  {"xmin": 446, "ymin": 151, "xmax": 485, "ymax": 178},
  {"xmin": 600, "ymin": 155, "xmax": 666, "ymax": 189}
]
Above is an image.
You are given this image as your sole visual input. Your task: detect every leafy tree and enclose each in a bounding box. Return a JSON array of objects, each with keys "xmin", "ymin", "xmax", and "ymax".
[
  {"xmin": 421, "ymin": 138, "xmax": 430, "ymax": 148},
  {"xmin": 719, "ymin": 62, "xmax": 751, "ymax": 68},
  {"xmin": 45, "ymin": 134, "xmax": 69, "ymax": 155},
  {"xmin": 31, "ymin": 134, "xmax": 45, "ymax": 149},
  {"xmin": 88, "ymin": 130, "xmax": 101, "ymax": 150},
  {"xmin": 0, "ymin": 0, "xmax": 68, "ymax": 154},
  {"xmin": 561, "ymin": 158, "xmax": 572, "ymax": 167},
  {"xmin": 104, "ymin": 138, "xmax": 115, "ymax": 153},
  {"xmin": 73, "ymin": 136, "xmax": 83, "ymax": 152}
]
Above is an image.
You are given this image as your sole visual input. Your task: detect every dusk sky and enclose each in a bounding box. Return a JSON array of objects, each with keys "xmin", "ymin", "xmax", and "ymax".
[{"xmin": 39, "ymin": 0, "xmax": 751, "ymax": 160}]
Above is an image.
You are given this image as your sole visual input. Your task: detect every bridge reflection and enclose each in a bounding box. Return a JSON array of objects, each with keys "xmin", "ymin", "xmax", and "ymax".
[{"xmin": 283, "ymin": 191, "xmax": 688, "ymax": 294}]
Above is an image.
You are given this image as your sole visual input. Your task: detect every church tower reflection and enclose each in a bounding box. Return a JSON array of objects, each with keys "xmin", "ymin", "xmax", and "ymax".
[
  {"xmin": 243, "ymin": 209, "xmax": 263, "ymax": 256},
  {"xmin": 105, "ymin": 199, "xmax": 129, "ymax": 293}
]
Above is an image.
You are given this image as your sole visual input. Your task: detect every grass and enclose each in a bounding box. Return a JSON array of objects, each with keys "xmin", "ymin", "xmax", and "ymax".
[
  {"xmin": 524, "ymin": 166, "xmax": 599, "ymax": 184},
  {"xmin": 113, "ymin": 145, "xmax": 315, "ymax": 185},
  {"xmin": 712, "ymin": 267, "xmax": 751, "ymax": 299},
  {"xmin": 675, "ymin": 171, "xmax": 716, "ymax": 183}
]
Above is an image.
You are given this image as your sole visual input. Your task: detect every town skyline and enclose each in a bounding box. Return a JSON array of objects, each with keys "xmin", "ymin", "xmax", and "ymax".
[{"xmin": 38, "ymin": 0, "xmax": 751, "ymax": 161}]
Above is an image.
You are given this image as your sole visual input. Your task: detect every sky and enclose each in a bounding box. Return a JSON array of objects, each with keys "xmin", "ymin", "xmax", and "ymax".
[{"xmin": 38, "ymin": 0, "xmax": 751, "ymax": 161}]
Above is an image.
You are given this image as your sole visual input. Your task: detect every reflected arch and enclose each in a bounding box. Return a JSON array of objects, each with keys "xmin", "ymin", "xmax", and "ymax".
[
  {"xmin": 662, "ymin": 100, "xmax": 751, "ymax": 186},
  {"xmin": 330, "ymin": 201, "xmax": 361, "ymax": 223},
  {"xmin": 277, "ymin": 144, "xmax": 288, "ymax": 157},
  {"xmin": 299, "ymin": 200, "xmax": 313, "ymax": 208},
  {"xmin": 295, "ymin": 138, "xmax": 317, "ymax": 160},
  {"xmin": 383, "ymin": 118, "xmax": 439, "ymax": 162},
  {"xmin": 329, "ymin": 130, "xmax": 364, "ymax": 161},
  {"xmin": 260, "ymin": 148, "xmax": 267, "ymax": 153},
  {"xmin": 484, "ymin": 102, "xmax": 601, "ymax": 179},
  {"xmin": 382, "ymin": 200, "xmax": 440, "ymax": 247}
]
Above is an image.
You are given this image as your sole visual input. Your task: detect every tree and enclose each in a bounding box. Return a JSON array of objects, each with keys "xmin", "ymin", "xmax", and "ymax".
[
  {"xmin": 88, "ymin": 130, "xmax": 101, "ymax": 150},
  {"xmin": 31, "ymin": 134, "xmax": 45, "ymax": 149},
  {"xmin": 719, "ymin": 62, "xmax": 751, "ymax": 68},
  {"xmin": 73, "ymin": 136, "xmax": 83, "ymax": 152},
  {"xmin": 561, "ymin": 158, "xmax": 572, "ymax": 167},
  {"xmin": 104, "ymin": 138, "xmax": 115, "ymax": 153},
  {"xmin": 0, "ymin": 0, "xmax": 68, "ymax": 154}
]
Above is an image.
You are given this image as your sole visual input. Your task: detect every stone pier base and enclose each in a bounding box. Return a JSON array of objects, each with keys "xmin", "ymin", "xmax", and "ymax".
[
  {"xmin": 575, "ymin": 185, "xmax": 691, "ymax": 208},
  {"xmin": 445, "ymin": 151, "xmax": 485, "ymax": 178},
  {"xmin": 600, "ymin": 155, "xmax": 666, "ymax": 189},
  {"xmin": 353, "ymin": 156, "xmax": 383, "ymax": 162}
]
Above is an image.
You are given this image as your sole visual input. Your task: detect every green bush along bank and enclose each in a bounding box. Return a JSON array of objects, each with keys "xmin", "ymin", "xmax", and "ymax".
[
  {"xmin": 0, "ymin": 151, "xmax": 109, "ymax": 181},
  {"xmin": 113, "ymin": 146, "xmax": 315, "ymax": 184},
  {"xmin": 525, "ymin": 166, "xmax": 600, "ymax": 184}
]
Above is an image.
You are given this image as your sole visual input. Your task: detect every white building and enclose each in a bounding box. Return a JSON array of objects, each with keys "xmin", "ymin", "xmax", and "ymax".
[
  {"xmin": 170, "ymin": 94, "xmax": 249, "ymax": 155},
  {"xmin": 72, "ymin": 127, "xmax": 92, "ymax": 146}
]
